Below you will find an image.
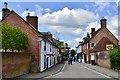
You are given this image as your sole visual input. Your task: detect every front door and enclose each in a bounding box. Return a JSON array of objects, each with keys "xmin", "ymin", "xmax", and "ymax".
[{"xmin": 46, "ymin": 57, "xmax": 49, "ymax": 69}]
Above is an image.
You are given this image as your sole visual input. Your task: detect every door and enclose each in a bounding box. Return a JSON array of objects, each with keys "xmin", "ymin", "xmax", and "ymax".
[{"xmin": 47, "ymin": 57, "xmax": 49, "ymax": 69}]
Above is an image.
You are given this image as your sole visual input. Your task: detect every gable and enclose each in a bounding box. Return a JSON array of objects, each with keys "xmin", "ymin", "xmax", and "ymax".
[
  {"xmin": 2, "ymin": 10, "xmax": 40, "ymax": 37},
  {"xmin": 90, "ymin": 27, "xmax": 119, "ymax": 46},
  {"xmin": 90, "ymin": 37, "xmax": 117, "ymax": 52}
]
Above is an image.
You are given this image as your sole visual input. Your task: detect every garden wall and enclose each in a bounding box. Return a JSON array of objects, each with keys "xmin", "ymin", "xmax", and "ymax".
[
  {"xmin": 97, "ymin": 58, "xmax": 111, "ymax": 68},
  {"xmin": 2, "ymin": 52, "xmax": 32, "ymax": 78}
]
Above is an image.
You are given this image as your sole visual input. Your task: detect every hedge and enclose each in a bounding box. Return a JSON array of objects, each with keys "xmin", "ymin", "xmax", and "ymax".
[{"xmin": 108, "ymin": 49, "xmax": 120, "ymax": 70}]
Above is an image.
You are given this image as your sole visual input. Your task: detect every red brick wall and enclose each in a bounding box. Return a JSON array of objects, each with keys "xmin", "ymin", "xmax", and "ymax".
[
  {"xmin": 90, "ymin": 27, "xmax": 118, "ymax": 49},
  {"xmin": 2, "ymin": 52, "xmax": 32, "ymax": 78},
  {"xmin": 3, "ymin": 12, "xmax": 40, "ymax": 65},
  {"xmin": 82, "ymin": 43, "xmax": 90, "ymax": 63},
  {"xmin": 97, "ymin": 59, "xmax": 111, "ymax": 68}
]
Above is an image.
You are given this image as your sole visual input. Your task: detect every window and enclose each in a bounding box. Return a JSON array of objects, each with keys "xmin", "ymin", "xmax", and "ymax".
[
  {"xmin": 91, "ymin": 43, "xmax": 95, "ymax": 47},
  {"xmin": 50, "ymin": 44, "xmax": 51, "ymax": 52},
  {"xmin": 44, "ymin": 41, "xmax": 46, "ymax": 51}
]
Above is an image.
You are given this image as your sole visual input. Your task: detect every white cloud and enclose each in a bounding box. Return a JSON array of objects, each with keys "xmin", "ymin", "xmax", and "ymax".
[
  {"xmin": 116, "ymin": 0, "xmax": 120, "ymax": 3},
  {"xmin": 41, "ymin": 7, "xmax": 99, "ymax": 28},
  {"xmin": 108, "ymin": 15, "xmax": 118, "ymax": 38},
  {"xmin": 35, "ymin": 4, "xmax": 43, "ymax": 14},
  {"xmin": 38, "ymin": 7, "xmax": 99, "ymax": 37},
  {"xmin": 86, "ymin": 21, "xmax": 100, "ymax": 33},
  {"xmin": 66, "ymin": 37, "xmax": 83, "ymax": 50},
  {"xmin": 0, "ymin": 12, "xmax": 2, "ymax": 20},
  {"xmin": 44, "ymin": 8, "xmax": 51, "ymax": 12},
  {"xmin": 22, "ymin": 10, "xmax": 35, "ymax": 19},
  {"xmin": 46, "ymin": 25, "xmax": 84, "ymax": 37},
  {"xmin": 94, "ymin": 2, "xmax": 110, "ymax": 12}
]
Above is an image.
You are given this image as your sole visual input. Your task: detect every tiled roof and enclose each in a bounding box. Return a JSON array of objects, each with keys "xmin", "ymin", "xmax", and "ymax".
[
  {"xmin": 90, "ymin": 37, "xmax": 116, "ymax": 52},
  {"xmin": 2, "ymin": 10, "xmax": 43, "ymax": 36}
]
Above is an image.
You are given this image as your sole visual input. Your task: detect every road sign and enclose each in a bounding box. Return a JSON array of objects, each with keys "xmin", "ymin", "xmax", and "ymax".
[{"xmin": 106, "ymin": 44, "xmax": 113, "ymax": 50}]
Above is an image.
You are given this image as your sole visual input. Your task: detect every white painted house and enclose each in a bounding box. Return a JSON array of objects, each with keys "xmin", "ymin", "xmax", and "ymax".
[{"xmin": 40, "ymin": 33, "xmax": 60, "ymax": 72}]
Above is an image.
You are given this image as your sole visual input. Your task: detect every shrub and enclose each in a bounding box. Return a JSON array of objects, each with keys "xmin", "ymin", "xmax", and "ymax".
[
  {"xmin": 108, "ymin": 49, "xmax": 120, "ymax": 70},
  {"xmin": 0, "ymin": 23, "xmax": 28, "ymax": 52}
]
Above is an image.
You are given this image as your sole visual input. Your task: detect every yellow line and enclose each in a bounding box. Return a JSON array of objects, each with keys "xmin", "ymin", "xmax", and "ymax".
[{"xmin": 82, "ymin": 65, "xmax": 111, "ymax": 78}]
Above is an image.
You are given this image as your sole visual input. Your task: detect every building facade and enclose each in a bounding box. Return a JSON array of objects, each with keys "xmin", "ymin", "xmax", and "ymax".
[
  {"xmin": 1, "ymin": 3, "xmax": 62, "ymax": 73},
  {"xmin": 81, "ymin": 18, "xmax": 119, "ymax": 67},
  {"xmin": 40, "ymin": 33, "xmax": 60, "ymax": 72}
]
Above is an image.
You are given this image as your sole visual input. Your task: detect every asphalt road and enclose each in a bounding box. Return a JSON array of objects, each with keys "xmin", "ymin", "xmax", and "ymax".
[{"xmin": 45, "ymin": 62, "xmax": 111, "ymax": 79}]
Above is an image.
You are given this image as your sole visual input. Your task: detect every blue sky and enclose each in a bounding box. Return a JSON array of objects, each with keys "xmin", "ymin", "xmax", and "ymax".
[{"xmin": 0, "ymin": 1, "xmax": 119, "ymax": 49}]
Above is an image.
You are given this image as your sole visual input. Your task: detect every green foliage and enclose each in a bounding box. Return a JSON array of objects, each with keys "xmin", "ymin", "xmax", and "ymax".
[
  {"xmin": 0, "ymin": 23, "xmax": 28, "ymax": 52},
  {"xmin": 70, "ymin": 49, "xmax": 76, "ymax": 57},
  {"xmin": 108, "ymin": 49, "xmax": 120, "ymax": 70}
]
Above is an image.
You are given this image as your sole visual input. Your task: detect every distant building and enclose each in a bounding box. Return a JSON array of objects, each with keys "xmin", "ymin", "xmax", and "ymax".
[
  {"xmin": 76, "ymin": 42, "xmax": 82, "ymax": 62},
  {"xmin": 59, "ymin": 41, "xmax": 65, "ymax": 56},
  {"xmin": 81, "ymin": 18, "xmax": 119, "ymax": 67}
]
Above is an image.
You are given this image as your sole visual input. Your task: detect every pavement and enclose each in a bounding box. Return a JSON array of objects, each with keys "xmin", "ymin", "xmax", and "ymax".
[
  {"xmin": 14, "ymin": 63, "xmax": 65, "ymax": 80},
  {"xmin": 80, "ymin": 63, "xmax": 119, "ymax": 79}
]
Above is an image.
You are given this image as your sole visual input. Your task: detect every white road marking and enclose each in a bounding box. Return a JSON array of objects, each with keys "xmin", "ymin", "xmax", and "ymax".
[
  {"xmin": 44, "ymin": 63, "xmax": 66, "ymax": 78},
  {"xmin": 80, "ymin": 65, "xmax": 111, "ymax": 78}
]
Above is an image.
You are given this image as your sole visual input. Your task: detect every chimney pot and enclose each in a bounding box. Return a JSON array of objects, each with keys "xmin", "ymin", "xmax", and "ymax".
[
  {"xmin": 4, "ymin": 2, "xmax": 8, "ymax": 8},
  {"xmin": 91, "ymin": 28, "xmax": 95, "ymax": 37},
  {"xmin": 101, "ymin": 17, "xmax": 107, "ymax": 28},
  {"xmin": 28, "ymin": 12, "xmax": 30, "ymax": 16},
  {"xmin": 2, "ymin": 2, "xmax": 10, "ymax": 19}
]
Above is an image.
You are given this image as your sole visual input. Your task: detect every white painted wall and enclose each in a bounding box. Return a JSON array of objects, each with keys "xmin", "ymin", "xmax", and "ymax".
[{"xmin": 40, "ymin": 38, "xmax": 59, "ymax": 72}]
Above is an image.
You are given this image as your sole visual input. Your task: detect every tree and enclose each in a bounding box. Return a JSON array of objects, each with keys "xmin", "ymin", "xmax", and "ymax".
[
  {"xmin": 70, "ymin": 49, "xmax": 76, "ymax": 57},
  {"xmin": 0, "ymin": 23, "xmax": 28, "ymax": 52},
  {"xmin": 108, "ymin": 49, "xmax": 120, "ymax": 70}
]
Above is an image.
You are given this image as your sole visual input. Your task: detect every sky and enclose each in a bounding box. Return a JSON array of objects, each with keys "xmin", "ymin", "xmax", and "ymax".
[{"xmin": 0, "ymin": 1, "xmax": 120, "ymax": 49}]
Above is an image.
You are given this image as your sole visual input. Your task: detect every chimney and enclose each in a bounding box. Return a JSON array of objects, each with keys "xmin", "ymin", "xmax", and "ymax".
[
  {"xmin": 101, "ymin": 17, "xmax": 107, "ymax": 28},
  {"xmin": 91, "ymin": 28, "xmax": 95, "ymax": 37},
  {"xmin": 2, "ymin": 2, "xmax": 10, "ymax": 19},
  {"xmin": 26, "ymin": 13, "xmax": 38, "ymax": 30}
]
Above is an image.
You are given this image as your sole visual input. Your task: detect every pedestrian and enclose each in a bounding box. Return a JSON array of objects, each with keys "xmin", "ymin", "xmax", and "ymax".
[
  {"xmin": 67, "ymin": 57, "xmax": 70, "ymax": 64},
  {"xmin": 70, "ymin": 56, "xmax": 72, "ymax": 65}
]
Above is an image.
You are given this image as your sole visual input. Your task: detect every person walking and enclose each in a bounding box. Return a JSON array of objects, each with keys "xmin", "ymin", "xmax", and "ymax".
[
  {"xmin": 70, "ymin": 56, "xmax": 72, "ymax": 65},
  {"xmin": 67, "ymin": 57, "xmax": 70, "ymax": 64}
]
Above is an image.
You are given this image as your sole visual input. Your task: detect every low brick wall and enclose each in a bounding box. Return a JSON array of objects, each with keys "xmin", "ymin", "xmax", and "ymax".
[
  {"xmin": 97, "ymin": 58, "xmax": 111, "ymax": 68},
  {"xmin": 2, "ymin": 52, "xmax": 32, "ymax": 78}
]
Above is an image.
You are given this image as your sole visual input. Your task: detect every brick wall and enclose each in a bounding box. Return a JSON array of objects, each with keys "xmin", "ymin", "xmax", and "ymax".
[
  {"xmin": 97, "ymin": 58, "xmax": 111, "ymax": 68},
  {"xmin": 2, "ymin": 52, "xmax": 32, "ymax": 78},
  {"xmin": 90, "ymin": 28, "xmax": 118, "ymax": 49}
]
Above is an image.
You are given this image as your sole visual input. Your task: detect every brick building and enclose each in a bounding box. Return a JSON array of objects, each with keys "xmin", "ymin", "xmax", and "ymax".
[
  {"xmin": 1, "ymin": 2, "xmax": 41, "ymax": 72},
  {"xmin": 81, "ymin": 18, "xmax": 119, "ymax": 67},
  {"xmin": 1, "ymin": 3, "xmax": 62, "ymax": 74}
]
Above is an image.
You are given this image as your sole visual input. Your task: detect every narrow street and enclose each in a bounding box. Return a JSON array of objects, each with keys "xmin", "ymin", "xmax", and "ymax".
[{"xmin": 45, "ymin": 62, "xmax": 116, "ymax": 79}]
